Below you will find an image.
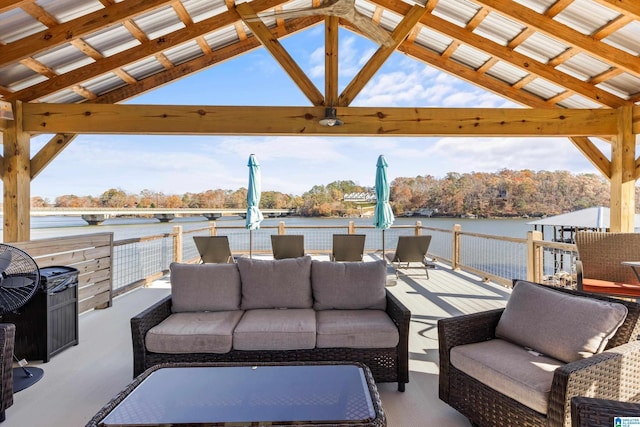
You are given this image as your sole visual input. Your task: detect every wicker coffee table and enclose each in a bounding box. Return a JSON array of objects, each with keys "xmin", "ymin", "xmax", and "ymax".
[{"xmin": 86, "ymin": 362, "xmax": 386, "ymax": 427}]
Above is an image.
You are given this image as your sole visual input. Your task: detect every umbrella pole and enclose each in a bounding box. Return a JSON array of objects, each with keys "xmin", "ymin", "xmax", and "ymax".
[
  {"xmin": 382, "ymin": 229, "xmax": 385, "ymax": 262},
  {"xmin": 249, "ymin": 230, "xmax": 253, "ymax": 258}
]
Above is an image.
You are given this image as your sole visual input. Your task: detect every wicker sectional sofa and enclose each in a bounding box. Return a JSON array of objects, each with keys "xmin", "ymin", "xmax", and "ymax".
[{"xmin": 131, "ymin": 256, "xmax": 411, "ymax": 391}]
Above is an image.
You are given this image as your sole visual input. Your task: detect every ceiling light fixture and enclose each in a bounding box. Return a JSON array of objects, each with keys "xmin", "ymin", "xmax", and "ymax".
[{"xmin": 318, "ymin": 107, "xmax": 343, "ymax": 127}]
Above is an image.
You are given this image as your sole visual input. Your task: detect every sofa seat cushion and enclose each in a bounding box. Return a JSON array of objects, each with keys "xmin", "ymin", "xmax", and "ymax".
[
  {"xmin": 145, "ymin": 311, "xmax": 244, "ymax": 354},
  {"xmin": 233, "ymin": 309, "xmax": 316, "ymax": 351},
  {"xmin": 496, "ymin": 280, "xmax": 628, "ymax": 363},
  {"xmin": 316, "ymin": 310, "xmax": 399, "ymax": 348},
  {"xmin": 238, "ymin": 256, "xmax": 313, "ymax": 310},
  {"xmin": 170, "ymin": 262, "xmax": 241, "ymax": 312},
  {"xmin": 582, "ymin": 278, "xmax": 640, "ymax": 298},
  {"xmin": 312, "ymin": 260, "xmax": 387, "ymax": 310},
  {"xmin": 450, "ymin": 338, "xmax": 564, "ymax": 415}
]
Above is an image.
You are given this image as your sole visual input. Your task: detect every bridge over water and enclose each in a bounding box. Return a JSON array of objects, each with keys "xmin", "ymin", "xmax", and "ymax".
[{"xmin": 28, "ymin": 208, "xmax": 295, "ymax": 225}]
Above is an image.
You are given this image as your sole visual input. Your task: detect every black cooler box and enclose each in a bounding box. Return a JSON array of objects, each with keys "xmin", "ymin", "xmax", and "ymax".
[{"xmin": 5, "ymin": 266, "xmax": 79, "ymax": 363}]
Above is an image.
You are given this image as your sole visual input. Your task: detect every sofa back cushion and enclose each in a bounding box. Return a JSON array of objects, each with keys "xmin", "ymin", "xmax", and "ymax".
[
  {"xmin": 312, "ymin": 260, "xmax": 387, "ymax": 310},
  {"xmin": 238, "ymin": 256, "xmax": 313, "ymax": 309},
  {"xmin": 170, "ymin": 262, "xmax": 242, "ymax": 312},
  {"xmin": 496, "ymin": 280, "xmax": 628, "ymax": 363}
]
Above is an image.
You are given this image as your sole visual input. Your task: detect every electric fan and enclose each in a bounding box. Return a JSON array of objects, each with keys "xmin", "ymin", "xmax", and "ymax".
[{"xmin": 0, "ymin": 244, "xmax": 43, "ymax": 392}]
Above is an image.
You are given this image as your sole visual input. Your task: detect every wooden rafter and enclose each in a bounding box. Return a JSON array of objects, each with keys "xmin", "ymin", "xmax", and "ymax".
[
  {"xmin": 374, "ymin": 0, "xmax": 629, "ymax": 108},
  {"xmin": 91, "ymin": 16, "xmax": 323, "ymax": 105},
  {"xmin": 339, "ymin": 5, "xmax": 427, "ymax": 106},
  {"xmin": 569, "ymin": 137, "xmax": 612, "ymax": 179},
  {"xmin": 236, "ymin": 2, "xmax": 324, "ymax": 106},
  {"xmin": 3, "ymin": 0, "xmax": 293, "ymax": 102},
  {"xmin": 472, "ymin": 0, "xmax": 640, "ymax": 78},
  {"xmin": 30, "ymin": 134, "xmax": 78, "ymax": 179},
  {"xmin": 0, "ymin": 0, "xmax": 177, "ymax": 68}
]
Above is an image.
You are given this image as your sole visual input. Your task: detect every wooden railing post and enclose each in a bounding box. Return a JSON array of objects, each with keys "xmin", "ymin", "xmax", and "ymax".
[
  {"xmin": 173, "ymin": 225, "xmax": 182, "ymax": 263},
  {"xmin": 527, "ymin": 230, "xmax": 543, "ymax": 282},
  {"xmin": 348, "ymin": 221, "xmax": 355, "ymax": 234},
  {"xmin": 208, "ymin": 221, "xmax": 217, "ymax": 236},
  {"xmin": 452, "ymin": 224, "xmax": 461, "ymax": 270},
  {"xmin": 278, "ymin": 221, "xmax": 286, "ymax": 235},
  {"xmin": 415, "ymin": 220, "xmax": 422, "ymax": 235}
]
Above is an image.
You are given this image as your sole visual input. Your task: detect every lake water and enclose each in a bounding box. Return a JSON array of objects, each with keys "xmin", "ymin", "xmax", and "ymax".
[{"xmin": 20, "ymin": 215, "xmax": 535, "ymax": 242}]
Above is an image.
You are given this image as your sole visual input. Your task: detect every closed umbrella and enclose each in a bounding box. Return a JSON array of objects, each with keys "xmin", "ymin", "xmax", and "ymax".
[
  {"xmin": 373, "ymin": 155, "xmax": 395, "ymax": 260},
  {"xmin": 246, "ymin": 154, "xmax": 264, "ymax": 258}
]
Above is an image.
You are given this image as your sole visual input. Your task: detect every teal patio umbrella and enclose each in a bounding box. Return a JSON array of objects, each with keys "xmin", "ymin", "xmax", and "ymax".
[
  {"xmin": 373, "ymin": 155, "xmax": 395, "ymax": 260},
  {"xmin": 246, "ymin": 154, "xmax": 264, "ymax": 258}
]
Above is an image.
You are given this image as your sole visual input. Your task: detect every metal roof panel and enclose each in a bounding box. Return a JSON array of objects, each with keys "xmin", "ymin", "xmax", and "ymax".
[
  {"xmin": 473, "ymin": 12, "xmax": 524, "ymax": 46},
  {"xmin": 603, "ymin": 21, "xmax": 640, "ymax": 56},
  {"xmin": 514, "ymin": 32, "xmax": 568, "ymax": 63},
  {"xmin": 485, "ymin": 61, "xmax": 528, "ymax": 85},
  {"xmin": 37, "ymin": 0, "xmax": 105, "ymax": 24},
  {"xmin": 123, "ymin": 57, "xmax": 167, "ymax": 81},
  {"xmin": 132, "ymin": 5, "xmax": 185, "ymax": 40},
  {"xmin": 0, "ymin": 8, "xmax": 46, "ymax": 43},
  {"xmin": 433, "ymin": 0, "xmax": 480, "ymax": 27},
  {"xmin": 83, "ymin": 25, "xmax": 141, "ymax": 57},
  {"xmin": 556, "ymin": 53, "xmax": 612, "ymax": 81},
  {"xmin": 182, "ymin": 0, "xmax": 229, "ymax": 23},
  {"xmin": 33, "ymin": 44, "xmax": 95, "ymax": 74},
  {"xmin": 553, "ymin": 0, "xmax": 620, "ymax": 36}
]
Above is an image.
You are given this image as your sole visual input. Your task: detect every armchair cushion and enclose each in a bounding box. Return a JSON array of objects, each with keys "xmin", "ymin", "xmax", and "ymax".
[
  {"xmin": 496, "ymin": 280, "xmax": 628, "ymax": 363},
  {"xmin": 238, "ymin": 256, "xmax": 313, "ymax": 309},
  {"xmin": 170, "ymin": 262, "xmax": 241, "ymax": 312},
  {"xmin": 311, "ymin": 260, "xmax": 387, "ymax": 310},
  {"xmin": 450, "ymin": 338, "xmax": 564, "ymax": 414}
]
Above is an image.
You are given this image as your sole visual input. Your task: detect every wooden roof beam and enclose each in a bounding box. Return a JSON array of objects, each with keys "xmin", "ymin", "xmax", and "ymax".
[
  {"xmin": 237, "ymin": 2, "xmax": 324, "ymax": 106},
  {"xmin": 21, "ymin": 104, "xmax": 620, "ymax": 136},
  {"xmin": 4, "ymin": 0, "xmax": 294, "ymax": 102},
  {"xmin": 591, "ymin": 0, "xmax": 640, "ymax": 20},
  {"xmin": 0, "ymin": 0, "xmax": 177, "ymax": 68},
  {"xmin": 399, "ymin": 42, "xmax": 555, "ymax": 108},
  {"xmin": 372, "ymin": 0, "xmax": 629, "ymax": 108},
  {"xmin": 91, "ymin": 16, "xmax": 323, "ymax": 105},
  {"xmin": 472, "ymin": 0, "xmax": 640, "ymax": 78},
  {"xmin": 339, "ymin": 5, "xmax": 427, "ymax": 106},
  {"xmin": 569, "ymin": 136, "xmax": 611, "ymax": 179},
  {"xmin": 30, "ymin": 134, "xmax": 78, "ymax": 179}
]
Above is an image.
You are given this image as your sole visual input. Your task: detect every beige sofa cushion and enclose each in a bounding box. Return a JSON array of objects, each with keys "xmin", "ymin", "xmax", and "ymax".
[
  {"xmin": 170, "ymin": 262, "xmax": 241, "ymax": 312},
  {"xmin": 316, "ymin": 310, "xmax": 399, "ymax": 348},
  {"xmin": 496, "ymin": 280, "xmax": 628, "ymax": 363},
  {"xmin": 311, "ymin": 260, "xmax": 387, "ymax": 310},
  {"xmin": 238, "ymin": 256, "xmax": 313, "ymax": 309},
  {"xmin": 233, "ymin": 309, "xmax": 316, "ymax": 350},
  {"xmin": 451, "ymin": 339, "xmax": 564, "ymax": 414},
  {"xmin": 145, "ymin": 311, "xmax": 244, "ymax": 354}
]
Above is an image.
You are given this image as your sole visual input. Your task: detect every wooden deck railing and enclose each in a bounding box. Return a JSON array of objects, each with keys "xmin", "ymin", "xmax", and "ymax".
[{"xmin": 11, "ymin": 221, "xmax": 579, "ymax": 313}]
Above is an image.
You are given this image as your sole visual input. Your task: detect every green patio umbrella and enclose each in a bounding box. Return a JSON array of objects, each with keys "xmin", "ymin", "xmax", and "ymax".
[
  {"xmin": 373, "ymin": 155, "xmax": 395, "ymax": 260},
  {"xmin": 246, "ymin": 154, "xmax": 264, "ymax": 258}
]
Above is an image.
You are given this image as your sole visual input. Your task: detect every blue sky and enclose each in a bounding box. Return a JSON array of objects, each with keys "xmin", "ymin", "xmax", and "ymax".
[{"xmin": 29, "ymin": 25, "xmax": 607, "ymax": 201}]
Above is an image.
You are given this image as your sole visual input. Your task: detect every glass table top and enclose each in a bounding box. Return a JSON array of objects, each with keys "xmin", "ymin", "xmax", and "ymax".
[{"xmin": 101, "ymin": 364, "xmax": 377, "ymax": 426}]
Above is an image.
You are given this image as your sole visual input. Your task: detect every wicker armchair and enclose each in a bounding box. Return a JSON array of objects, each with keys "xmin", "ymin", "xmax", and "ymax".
[
  {"xmin": 438, "ymin": 281, "xmax": 640, "ymax": 427},
  {"xmin": 0, "ymin": 324, "xmax": 15, "ymax": 423},
  {"xmin": 571, "ymin": 397, "xmax": 640, "ymax": 427},
  {"xmin": 575, "ymin": 231, "xmax": 640, "ymax": 298}
]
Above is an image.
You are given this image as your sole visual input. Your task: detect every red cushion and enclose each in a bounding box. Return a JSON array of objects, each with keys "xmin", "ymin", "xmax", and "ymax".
[{"xmin": 582, "ymin": 278, "xmax": 640, "ymax": 297}]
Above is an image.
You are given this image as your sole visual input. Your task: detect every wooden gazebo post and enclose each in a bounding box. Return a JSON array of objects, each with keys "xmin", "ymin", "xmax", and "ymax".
[
  {"xmin": 2, "ymin": 101, "xmax": 31, "ymax": 243},
  {"xmin": 609, "ymin": 106, "xmax": 636, "ymax": 233}
]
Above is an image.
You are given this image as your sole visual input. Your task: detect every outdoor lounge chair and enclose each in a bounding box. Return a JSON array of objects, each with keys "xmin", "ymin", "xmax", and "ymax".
[
  {"xmin": 385, "ymin": 235, "xmax": 433, "ymax": 279},
  {"xmin": 439, "ymin": 280, "xmax": 640, "ymax": 427},
  {"xmin": 193, "ymin": 236, "xmax": 235, "ymax": 263},
  {"xmin": 270, "ymin": 235, "xmax": 304, "ymax": 259},
  {"xmin": 575, "ymin": 231, "xmax": 640, "ymax": 298},
  {"xmin": 331, "ymin": 234, "xmax": 365, "ymax": 262}
]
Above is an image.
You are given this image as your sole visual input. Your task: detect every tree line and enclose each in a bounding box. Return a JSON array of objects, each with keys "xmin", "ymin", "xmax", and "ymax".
[{"xmin": 31, "ymin": 169, "xmax": 626, "ymax": 218}]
